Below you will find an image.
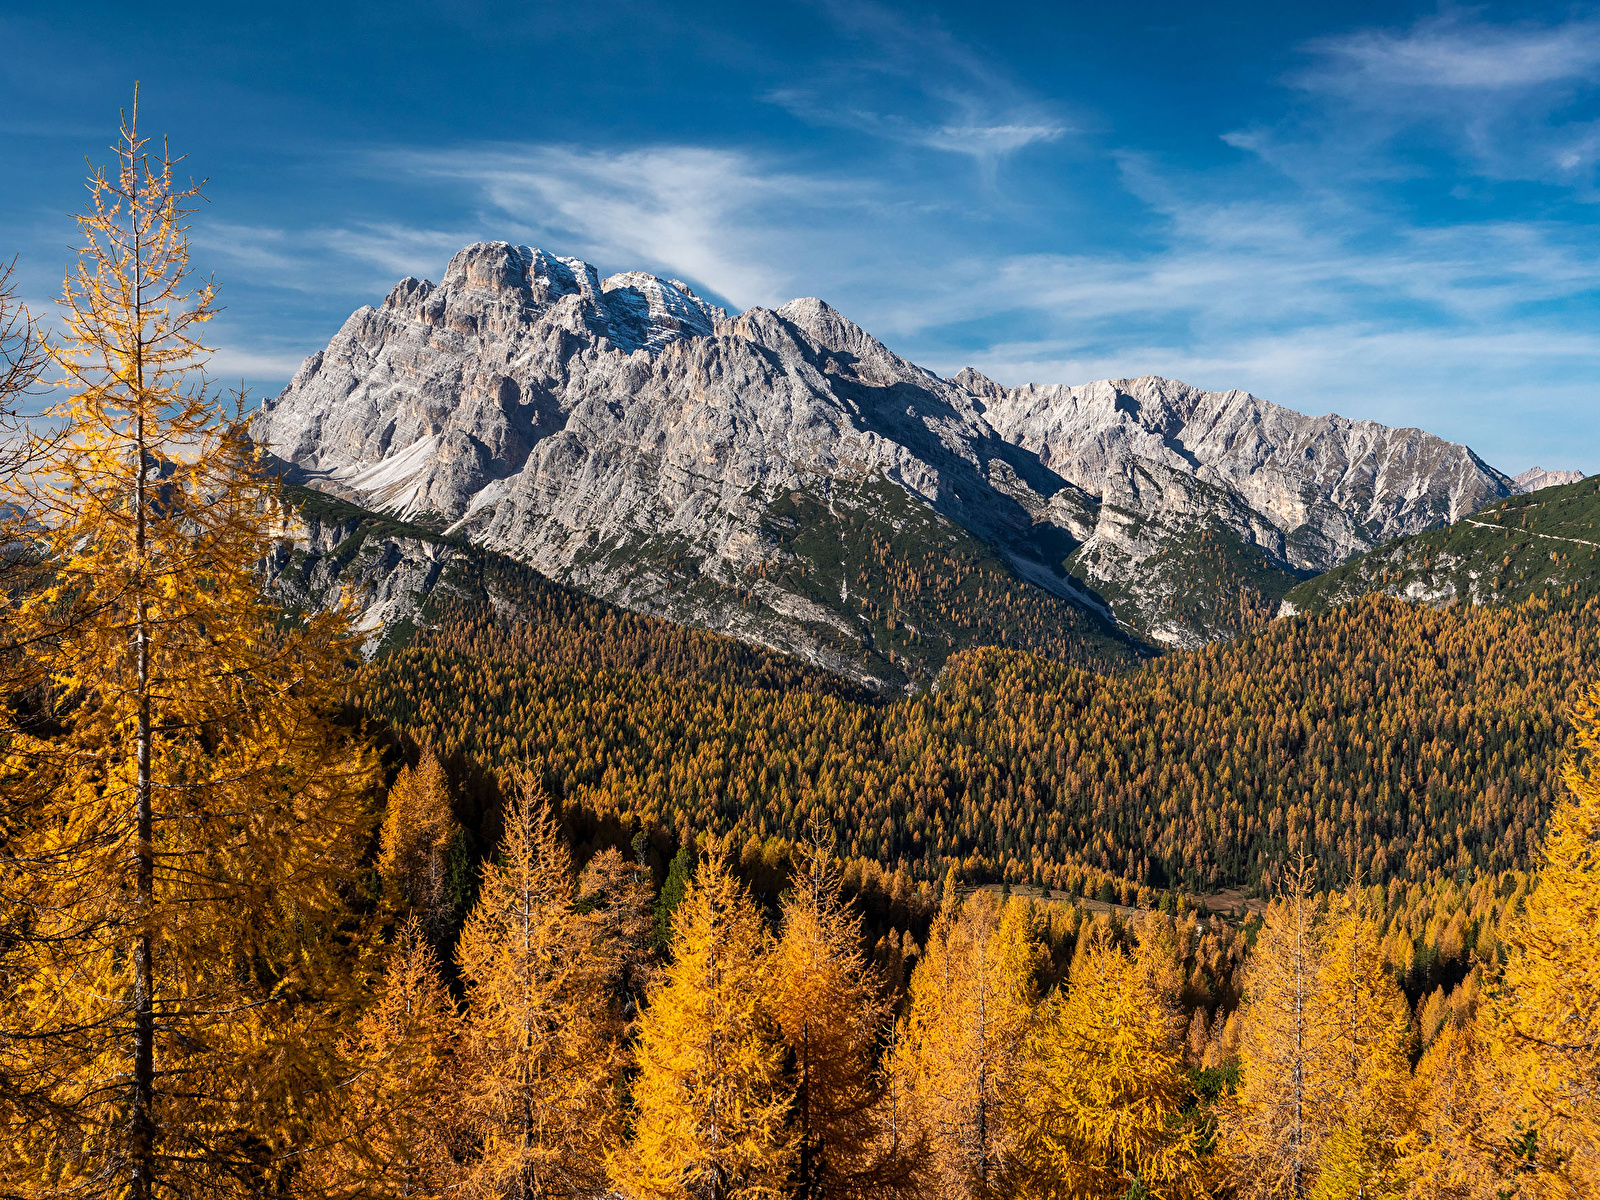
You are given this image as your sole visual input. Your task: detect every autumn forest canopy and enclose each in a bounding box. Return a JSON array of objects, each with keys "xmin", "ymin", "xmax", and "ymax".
[{"xmin": 1, "ymin": 107, "xmax": 1598, "ymax": 1200}]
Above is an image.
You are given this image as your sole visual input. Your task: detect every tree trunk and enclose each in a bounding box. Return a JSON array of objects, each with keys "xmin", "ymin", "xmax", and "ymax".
[
  {"xmin": 800, "ymin": 1018, "xmax": 812, "ymax": 1196},
  {"xmin": 131, "ymin": 397, "xmax": 154, "ymax": 1200}
]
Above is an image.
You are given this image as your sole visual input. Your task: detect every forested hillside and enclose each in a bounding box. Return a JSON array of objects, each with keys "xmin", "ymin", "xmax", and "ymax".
[
  {"xmin": 363, "ymin": 591, "xmax": 1599, "ymax": 896},
  {"xmin": 1283, "ymin": 473, "xmax": 1600, "ymax": 614},
  {"xmin": 274, "ymin": 478, "xmax": 1135, "ymax": 689}
]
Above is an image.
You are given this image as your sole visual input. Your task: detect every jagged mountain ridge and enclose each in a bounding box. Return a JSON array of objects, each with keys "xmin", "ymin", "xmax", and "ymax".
[
  {"xmin": 954, "ymin": 369, "xmax": 1515, "ymax": 644},
  {"xmin": 255, "ymin": 240, "xmax": 1514, "ymax": 665}
]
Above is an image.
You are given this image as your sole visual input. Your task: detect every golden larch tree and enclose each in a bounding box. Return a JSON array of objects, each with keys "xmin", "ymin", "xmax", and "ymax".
[
  {"xmin": 769, "ymin": 841, "xmax": 925, "ymax": 1198},
  {"xmin": 1484, "ymin": 679, "xmax": 1600, "ymax": 1197},
  {"xmin": 309, "ymin": 918, "xmax": 465, "ymax": 1198},
  {"xmin": 1005, "ymin": 919, "xmax": 1203, "ymax": 1199},
  {"xmin": 1397, "ymin": 1017, "xmax": 1508, "ymax": 1200},
  {"xmin": 455, "ymin": 774, "xmax": 620, "ymax": 1199},
  {"xmin": 380, "ymin": 750, "xmax": 460, "ymax": 937},
  {"xmin": 614, "ymin": 846, "xmax": 792, "ymax": 1200},
  {"xmin": 577, "ymin": 844, "xmax": 658, "ymax": 1026},
  {"xmin": 1222, "ymin": 862, "xmax": 1329, "ymax": 1199},
  {"xmin": 1306, "ymin": 885, "xmax": 1413, "ymax": 1200},
  {"xmin": 894, "ymin": 889, "xmax": 1041, "ymax": 1199},
  {"xmin": 0, "ymin": 99, "xmax": 380, "ymax": 1200},
  {"xmin": 0, "ymin": 236, "xmax": 50, "ymax": 1145}
]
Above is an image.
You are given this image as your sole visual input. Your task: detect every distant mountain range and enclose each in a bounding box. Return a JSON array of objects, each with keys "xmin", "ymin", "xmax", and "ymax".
[
  {"xmin": 255, "ymin": 240, "xmax": 1549, "ymax": 680},
  {"xmin": 1513, "ymin": 466, "xmax": 1586, "ymax": 493}
]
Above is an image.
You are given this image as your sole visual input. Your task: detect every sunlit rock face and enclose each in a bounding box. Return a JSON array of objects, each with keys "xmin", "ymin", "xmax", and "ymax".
[
  {"xmin": 257, "ymin": 240, "xmax": 1514, "ymax": 657},
  {"xmin": 1513, "ymin": 466, "xmax": 1586, "ymax": 493}
]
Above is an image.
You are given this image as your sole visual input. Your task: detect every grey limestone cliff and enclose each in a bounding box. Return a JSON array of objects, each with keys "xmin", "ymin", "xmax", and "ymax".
[
  {"xmin": 256, "ymin": 240, "xmax": 1516, "ymax": 660},
  {"xmin": 957, "ymin": 370, "xmax": 1513, "ymax": 645}
]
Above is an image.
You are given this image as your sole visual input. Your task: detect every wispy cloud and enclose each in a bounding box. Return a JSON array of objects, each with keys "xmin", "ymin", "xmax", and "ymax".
[
  {"xmin": 379, "ymin": 144, "xmax": 853, "ymax": 308},
  {"xmin": 1236, "ymin": 13, "xmax": 1600, "ymax": 190},
  {"xmin": 165, "ymin": 10, "xmax": 1600, "ymax": 473},
  {"xmin": 205, "ymin": 344, "xmax": 315, "ymax": 382},
  {"xmin": 769, "ymin": 88, "xmax": 1067, "ymax": 161},
  {"xmin": 1301, "ymin": 15, "xmax": 1600, "ymax": 92},
  {"xmin": 193, "ymin": 220, "xmax": 474, "ymax": 295},
  {"xmin": 184, "ymin": 141, "xmax": 881, "ymax": 322},
  {"xmin": 766, "ymin": 0, "xmax": 1069, "ymax": 169},
  {"xmin": 191, "ymin": 121, "xmax": 1600, "ymax": 472}
]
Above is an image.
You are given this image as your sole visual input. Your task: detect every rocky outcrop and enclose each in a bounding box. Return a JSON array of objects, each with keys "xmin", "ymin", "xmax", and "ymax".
[
  {"xmin": 256, "ymin": 240, "xmax": 1517, "ymax": 658},
  {"xmin": 264, "ymin": 487, "xmax": 476, "ymax": 654}
]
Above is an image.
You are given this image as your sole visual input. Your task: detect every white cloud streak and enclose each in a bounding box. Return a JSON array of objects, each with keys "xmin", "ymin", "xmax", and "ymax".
[
  {"xmin": 195, "ymin": 125, "xmax": 1600, "ymax": 472},
  {"xmin": 193, "ymin": 220, "xmax": 476, "ymax": 296},
  {"xmin": 177, "ymin": 10, "xmax": 1600, "ymax": 474},
  {"xmin": 1250, "ymin": 13, "xmax": 1600, "ymax": 190},
  {"xmin": 1302, "ymin": 16, "xmax": 1600, "ymax": 92},
  {"xmin": 766, "ymin": 0, "xmax": 1069, "ymax": 166}
]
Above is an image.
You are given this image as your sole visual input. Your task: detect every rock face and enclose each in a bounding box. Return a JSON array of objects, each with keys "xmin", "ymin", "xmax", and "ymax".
[
  {"xmin": 256, "ymin": 240, "xmax": 1515, "ymax": 661},
  {"xmin": 963, "ymin": 371, "xmax": 1513, "ymax": 645},
  {"xmin": 1514, "ymin": 466, "xmax": 1587, "ymax": 493},
  {"xmin": 265, "ymin": 487, "xmax": 473, "ymax": 654}
]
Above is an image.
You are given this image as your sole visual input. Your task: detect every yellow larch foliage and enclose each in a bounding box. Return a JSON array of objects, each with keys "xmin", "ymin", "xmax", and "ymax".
[
  {"xmin": 577, "ymin": 845, "xmax": 659, "ymax": 1021},
  {"xmin": 895, "ymin": 889, "xmax": 1042, "ymax": 1199},
  {"xmin": 0, "ymin": 100, "xmax": 380, "ymax": 1200},
  {"xmin": 1418, "ymin": 988, "xmax": 1449, "ymax": 1048},
  {"xmin": 364, "ymin": 592, "xmax": 1600, "ymax": 894},
  {"xmin": 310, "ymin": 918, "xmax": 464, "ymax": 1197},
  {"xmin": 1484, "ymin": 680, "xmax": 1600, "ymax": 1197},
  {"xmin": 455, "ymin": 774, "xmax": 620, "ymax": 1199},
  {"xmin": 1222, "ymin": 863, "xmax": 1328, "ymax": 1199},
  {"xmin": 1397, "ymin": 1017, "xmax": 1508, "ymax": 1200},
  {"xmin": 614, "ymin": 846, "xmax": 792, "ymax": 1200},
  {"xmin": 1306, "ymin": 887, "xmax": 1413, "ymax": 1200},
  {"xmin": 770, "ymin": 842, "xmax": 926, "ymax": 1198},
  {"xmin": 380, "ymin": 751, "xmax": 460, "ymax": 934},
  {"xmin": 1006, "ymin": 917, "xmax": 1203, "ymax": 1200}
]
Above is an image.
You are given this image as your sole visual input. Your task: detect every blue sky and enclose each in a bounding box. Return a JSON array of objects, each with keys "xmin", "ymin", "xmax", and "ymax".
[{"xmin": 3, "ymin": 1, "xmax": 1599, "ymax": 473}]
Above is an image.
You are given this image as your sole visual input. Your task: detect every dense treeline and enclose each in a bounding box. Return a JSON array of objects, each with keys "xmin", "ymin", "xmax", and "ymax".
[
  {"xmin": 365, "ymin": 595, "xmax": 1600, "ymax": 894},
  {"xmin": 275, "ymin": 733, "xmax": 1599, "ymax": 1199}
]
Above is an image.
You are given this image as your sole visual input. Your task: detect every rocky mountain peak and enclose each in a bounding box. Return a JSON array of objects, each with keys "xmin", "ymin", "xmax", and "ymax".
[
  {"xmin": 774, "ymin": 296, "xmax": 868, "ymax": 350},
  {"xmin": 950, "ymin": 367, "xmax": 1006, "ymax": 401},
  {"xmin": 403, "ymin": 240, "xmax": 728, "ymax": 354},
  {"xmin": 441, "ymin": 240, "xmax": 542, "ymax": 298},
  {"xmin": 258, "ymin": 239, "xmax": 1520, "ymax": 665},
  {"xmin": 600, "ymin": 270, "xmax": 726, "ymax": 351},
  {"xmin": 1513, "ymin": 465, "xmax": 1586, "ymax": 493}
]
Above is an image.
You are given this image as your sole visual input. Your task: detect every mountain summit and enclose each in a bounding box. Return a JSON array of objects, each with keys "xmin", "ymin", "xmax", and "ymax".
[
  {"xmin": 1513, "ymin": 466, "xmax": 1587, "ymax": 493},
  {"xmin": 255, "ymin": 240, "xmax": 1514, "ymax": 675}
]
